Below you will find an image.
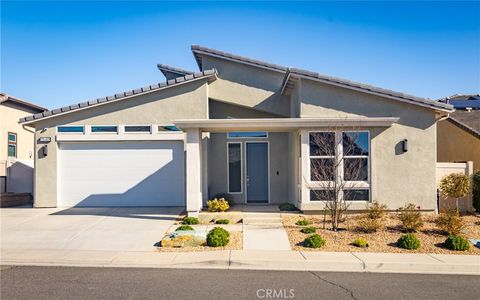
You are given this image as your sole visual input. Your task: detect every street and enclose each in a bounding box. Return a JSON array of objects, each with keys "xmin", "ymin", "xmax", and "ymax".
[{"xmin": 1, "ymin": 266, "xmax": 479, "ymax": 300}]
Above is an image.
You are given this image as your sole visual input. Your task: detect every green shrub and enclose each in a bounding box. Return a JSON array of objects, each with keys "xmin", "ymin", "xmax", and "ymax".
[
  {"xmin": 296, "ymin": 219, "xmax": 312, "ymax": 226},
  {"xmin": 212, "ymin": 193, "xmax": 234, "ymax": 206},
  {"xmin": 215, "ymin": 219, "xmax": 230, "ymax": 224},
  {"xmin": 206, "ymin": 227, "xmax": 230, "ymax": 247},
  {"xmin": 440, "ymin": 173, "xmax": 471, "ymax": 212},
  {"xmin": 279, "ymin": 203, "xmax": 298, "ymax": 211},
  {"xmin": 207, "ymin": 198, "xmax": 230, "ymax": 212},
  {"xmin": 300, "ymin": 226, "xmax": 317, "ymax": 234},
  {"xmin": 175, "ymin": 225, "xmax": 194, "ymax": 231},
  {"xmin": 436, "ymin": 210, "xmax": 466, "ymax": 235},
  {"xmin": 182, "ymin": 217, "xmax": 199, "ymax": 225},
  {"xmin": 397, "ymin": 233, "xmax": 421, "ymax": 250},
  {"xmin": 303, "ymin": 234, "xmax": 326, "ymax": 248},
  {"xmin": 352, "ymin": 238, "xmax": 369, "ymax": 248},
  {"xmin": 473, "ymin": 170, "xmax": 480, "ymax": 212},
  {"xmin": 444, "ymin": 235, "xmax": 470, "ymax": 251},
  {"xmin": 398, "ymin": 203, "xmax": 423, "ymax": 232}
]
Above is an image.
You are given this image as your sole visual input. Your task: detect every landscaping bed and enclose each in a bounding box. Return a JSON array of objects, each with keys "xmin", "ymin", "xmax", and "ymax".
[
  {"xmin": 282, "ymin": 213, "xmax": 480, "ymax": 255},
  {"xmin": 157, "ymin": 231, "xmax": 242, "ymax": 252}
]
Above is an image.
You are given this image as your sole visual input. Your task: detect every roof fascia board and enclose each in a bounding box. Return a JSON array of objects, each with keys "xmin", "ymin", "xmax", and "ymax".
[
  {"xmin": 20, "ymin": 74, "xmax": 216, "ymax": 126},
  {"xmin": 291, "ymin": 73, "xmax": 454, "ymax": 113},
  {"xmin": 192, "ymin": 49, "xmax": 286, "ymax": 74}
]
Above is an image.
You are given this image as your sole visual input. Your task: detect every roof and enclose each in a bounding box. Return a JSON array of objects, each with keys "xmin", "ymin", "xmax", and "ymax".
[
  {"xmin": 440, "ymin": 94, "xmax": 480, "ymax": 110},
  {"xmin": 174, "ymin": 117, "xmax": 399, "ymax": 132},
  {"xmin": 0, "ymin": 93, "xmax": 47, "ymax": 112},
  {"xmin": 19, "ymin": 69, "xmax": 218, "ymax": 124},
  {"xmin": 156, "ymin": 64, "xmax": 194, "ymax": 81},
  {"xmin": 447, "ymin": 110, "xmax": 480, "ymax": 139},
  {"xmin": 190, "ymin": 45, "xmax": 453, "ymax": 113},
  {"xmin": 191, "ymin": 45, "xmax": 288, "ymax": 73}
]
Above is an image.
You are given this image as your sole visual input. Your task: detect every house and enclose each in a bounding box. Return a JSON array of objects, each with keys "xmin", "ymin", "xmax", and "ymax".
[
  {"xmin": 1, "ymin": 93, "xmax": 47, "ymax": 194},
  {"xmin": 437, "ymin": 94, "xmax": 480, "ymax": 170},
  {"xmin": 19, "ymin": 45, "xmax": 454, "ymax": 215}
]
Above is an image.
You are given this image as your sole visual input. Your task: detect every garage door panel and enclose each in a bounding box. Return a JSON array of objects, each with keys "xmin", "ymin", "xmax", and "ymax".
[{"xmin": 58, "ymin": 141, "xmax": 185, "ymax": 207}]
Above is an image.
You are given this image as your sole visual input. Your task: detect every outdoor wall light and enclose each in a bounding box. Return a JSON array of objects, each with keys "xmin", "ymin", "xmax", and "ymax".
[
  {"xmin": 402, "ymin": 139, "xmax": 408, "ymax": 153},
  {"xmin": 42, "ymin": 145, "xmax": 48, "ymax": 157}
]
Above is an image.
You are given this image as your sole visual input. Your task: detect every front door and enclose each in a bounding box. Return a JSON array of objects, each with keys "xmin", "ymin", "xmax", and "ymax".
[{"xmin": 246, "ymin": 142, "xmax": 269, "ymax": 203}]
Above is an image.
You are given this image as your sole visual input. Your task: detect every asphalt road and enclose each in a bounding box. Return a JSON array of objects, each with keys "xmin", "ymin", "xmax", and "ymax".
[{"xmin": 1, "ymin": 266, "xmax": 479, "ymax": 300}]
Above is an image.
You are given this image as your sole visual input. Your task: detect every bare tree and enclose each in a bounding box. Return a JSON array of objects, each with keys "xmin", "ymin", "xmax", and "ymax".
[{"xmin": 308, "ymin": 129, "xmax": 368, "ymax": 231}]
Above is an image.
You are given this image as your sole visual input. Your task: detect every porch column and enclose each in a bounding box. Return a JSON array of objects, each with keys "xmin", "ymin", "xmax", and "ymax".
[
  {"xmin": 300, "ymin": 129, "xmax": 310, "ymax": 206},
  {"xmin": 186, "ymin": 128, "xmax": 202, "ymax": 216}
]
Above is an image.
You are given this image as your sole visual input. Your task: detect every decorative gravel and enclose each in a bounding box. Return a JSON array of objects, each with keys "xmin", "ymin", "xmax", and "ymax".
[
  {"xmin": 176, "ymin": 211, "xmax": 243, "ymax": 225},
  {"xmin": 282, "ymin": 213, "xmax": 480, "ymax": 255},
  {"xmin": 157, "ymin": 232, "xmax": 242, "ymax": 252}
]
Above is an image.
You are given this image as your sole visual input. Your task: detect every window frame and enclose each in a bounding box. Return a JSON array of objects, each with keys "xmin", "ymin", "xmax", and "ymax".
[
  {"xmin": 7, "ymin": 132, "xmax": 17, "ymax": 158},
  {"xmin": 57, "ymin": 126, "xmax": 85, "ymax": 134},
  {"xmin": 227, "ymin": 142, "xmax": 243, "ymax": 194},
  {"xmin": 227, "ymin": 131, "xmax": 268, "ymax": 139},
  {"xmin": 308, "ymin": 130, "xmax": 370, "ymax": 202},
  {"xmin": 90, "ymin": 125, "xmax": 118, "ymax": 134}
]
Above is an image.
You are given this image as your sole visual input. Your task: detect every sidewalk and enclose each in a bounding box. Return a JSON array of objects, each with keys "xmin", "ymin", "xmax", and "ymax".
[{"xmin": 1, "ymin": 249, "xmax": 479, "ymax": 275}]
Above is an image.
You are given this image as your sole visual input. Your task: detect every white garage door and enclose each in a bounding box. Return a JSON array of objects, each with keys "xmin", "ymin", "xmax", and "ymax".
[{"xmin": 58, "ymin": 141, "xmax": 185, "ymax": 207}]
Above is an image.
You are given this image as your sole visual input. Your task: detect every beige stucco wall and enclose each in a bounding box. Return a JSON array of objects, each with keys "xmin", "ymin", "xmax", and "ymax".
[
  {"xmin": 32, "ymin": 80, "xmax": 209, "ymax": 207},
  {"xmin": 437, "ymin": 120, "xmax": 480, "ymax": 170},
  {"xmin": 202, "ymin": 56, "xmax": 291, "ymax": 117},
  {"xmin": 299, "ymin": 79, "xmax": 439, "ymax": 211},
  {"xmin": 0, "ymin": 103, "xmax": 38, "ymax": 176}
]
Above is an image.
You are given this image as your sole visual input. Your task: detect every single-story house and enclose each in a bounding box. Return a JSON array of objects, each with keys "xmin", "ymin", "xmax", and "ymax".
[
  {"xmin": 19, "ymin": 45, "xmax": 454, "ymax": 215},
  {"xmin": 437, "ymin": 94, "xmax": 480, "ymax": 170}
]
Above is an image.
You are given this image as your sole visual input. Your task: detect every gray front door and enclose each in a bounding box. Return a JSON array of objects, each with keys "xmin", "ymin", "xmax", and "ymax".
[{"xmin": 246, "ymin": 142, "xmax": 269, "ymax": 203}]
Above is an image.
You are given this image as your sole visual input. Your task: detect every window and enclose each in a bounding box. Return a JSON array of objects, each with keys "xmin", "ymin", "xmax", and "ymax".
[
  {"xmin": 125, "ymin": 125, "xmax": 151, "ymax": 133},
  {"xmin": 309, "ymin": 131, "xmax": 370, "ymax": 201},
  {"xmin": 228, "ymin": 132, "xmax": 267, "ymax": 138},
  {"xmin": 228, "ymin": 143, "xmax": 242, "ymax": 193},
  {"xmin": 7, "ymin": 132, "xmax": 17, "ymax": 157},
  {"xmin": 58, "ymin": 126, "xmax": 84, "ymax": 133},
  {"xmin": 91, "ymin": 126, "xmax": 118, "ymax": 133},
  {"xmin": 158, "ymin": 125, "xmax": 181, "ymax": 132}
]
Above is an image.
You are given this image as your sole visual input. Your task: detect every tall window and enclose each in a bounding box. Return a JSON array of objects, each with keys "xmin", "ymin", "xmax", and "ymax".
[
  {"xmin": 228, "ymin": 143, "xmax": 242, "ymax": 193},
  {"xmin": 8, "ymin": 132, "xmax": 17, "ymax": 157},
  {"xmin": 309, "ymin": 131, "xmax": 370, "ymax": 201}
]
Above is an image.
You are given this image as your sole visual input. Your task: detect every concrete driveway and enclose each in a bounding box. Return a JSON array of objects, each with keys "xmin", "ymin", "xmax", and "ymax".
[{"xmin": 0, "ymin": 206, "xmax": 182, "ymax": 252}]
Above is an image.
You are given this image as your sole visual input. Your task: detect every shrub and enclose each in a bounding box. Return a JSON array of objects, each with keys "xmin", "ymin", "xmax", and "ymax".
[
  {"xmin": 436, "ymin": 210, "xmax": 466, "ymax": 235},
  {"xmin": 440, "ymin": 173, "xmax": 471, "ymax": 212},
  {"xmin": 279, "ymin": 203, "xmax": 298, "ymax": 211},
  {"xmin": 303, "ymin": 234, "xmax": 326, "ymax": 248},
  {"xmin": 444, "ymin": 235, "xmax": 470, "ymax": 251},
  {"xmin": 398, "ymin": 203, "xmax": 423, "ymax": 232},
  {"xmin": 182, "ymin": 217, "xmax": 199, "ymax": 225},
  {"xmin": 175, "ymin": 225, "xmax": 194, "ymax": 231},
  {"xmin": 357, "ymin": 201, "xmax": 388, "ymax": 233},
  {"xmin": 212, "ymin": 193, "xmax": 234, "ymax": 206},
  {"xmin": 296, "ymin": 219, "xmax": 312, "ymax": 226},
  {"xmin": 215, "ymin": 219, "xmax": 230, "ymax": 224},
  {"xmin": 397, "ymin": 233, "xmax": 421, "ymax": 250},
  {"xmin": 473, "ymin": 170, "xmax": 480, "ymax": 212},
  {"xmin": 207, "ymin": 198, "xmax": 230, "ymax": 212},
  {"xmin": 206, "ymin": 227, "xmax": 230, "ymax": 247},
  {"xmin": 300, "ymin": 226, "xmax": 317, "ymax": 234},
  {"xmin": 352, "ymin": 238, "xmax": 369, "ymax": 248}
]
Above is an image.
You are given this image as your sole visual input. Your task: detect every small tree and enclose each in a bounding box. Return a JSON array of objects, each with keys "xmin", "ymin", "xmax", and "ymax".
[
  {"xmin": 309, "ymin": 130, "xmax": 368, "ymax": 231},
  {"xmin": 439, "ymin": 173, "xmax": 471, "ymax": 213}
]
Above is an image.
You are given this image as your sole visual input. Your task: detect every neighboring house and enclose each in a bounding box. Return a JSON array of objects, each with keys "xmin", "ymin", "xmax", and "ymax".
[
  {"xmin": 19, "ymin": 45, "xmax": 454, "ymax": 215},
  {"xmin": 0, "ymin": 93, "xmax": 47, "ymax": 194},
  {"xmin": 437, "ymin": 94, "xmax": 480, "ymax": 170}
]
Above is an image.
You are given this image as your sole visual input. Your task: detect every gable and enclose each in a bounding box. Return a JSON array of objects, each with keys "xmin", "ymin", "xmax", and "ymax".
[{"xmin": 209, "ymin": 99, "xmax": 284, "ymax": 119}]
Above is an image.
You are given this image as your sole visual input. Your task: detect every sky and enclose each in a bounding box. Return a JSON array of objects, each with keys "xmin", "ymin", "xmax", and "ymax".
[{"xmin": 1, "ymin": 1, "xmax": 479, "ymax": 109}]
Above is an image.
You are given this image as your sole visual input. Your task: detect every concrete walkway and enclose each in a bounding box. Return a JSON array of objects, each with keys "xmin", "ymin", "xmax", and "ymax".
[
  {"xmin": 242, "ymin": 206, "xmax": 291, "ymax": 251},
  {"xmin": 1, "ymin": 249, "xmax": 479, "ymax": 275}
]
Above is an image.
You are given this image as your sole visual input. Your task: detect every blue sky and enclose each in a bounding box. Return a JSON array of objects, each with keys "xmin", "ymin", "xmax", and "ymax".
[{"xmin": 1, "ymin": 1, "xmax": 479, "ymax": 109}]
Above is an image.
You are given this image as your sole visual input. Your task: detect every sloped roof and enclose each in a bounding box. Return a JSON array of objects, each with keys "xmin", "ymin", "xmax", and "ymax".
[
  {"xmin": 157, "ymin": 64, "xmax": 194, "ymax": 80},
  {"xmin": 19, "ymin": 69, "xmax": 217, "ymax": 124},
  {"xmin": 447, "ymin": 110, "xmax": 480, "ymax": 139},
  {"xmin": 0, "ymin": 93, "xmax": 47, "ymax": 112},
  {"xmin": 190, "ymin": 45, "xmax": 453, "ymax": 113}
]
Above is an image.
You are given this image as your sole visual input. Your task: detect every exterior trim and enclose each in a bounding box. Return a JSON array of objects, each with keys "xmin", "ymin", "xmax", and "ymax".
[{"xmin": 56, "ymin": 132, "xmax": 185, "ymax": 142}]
